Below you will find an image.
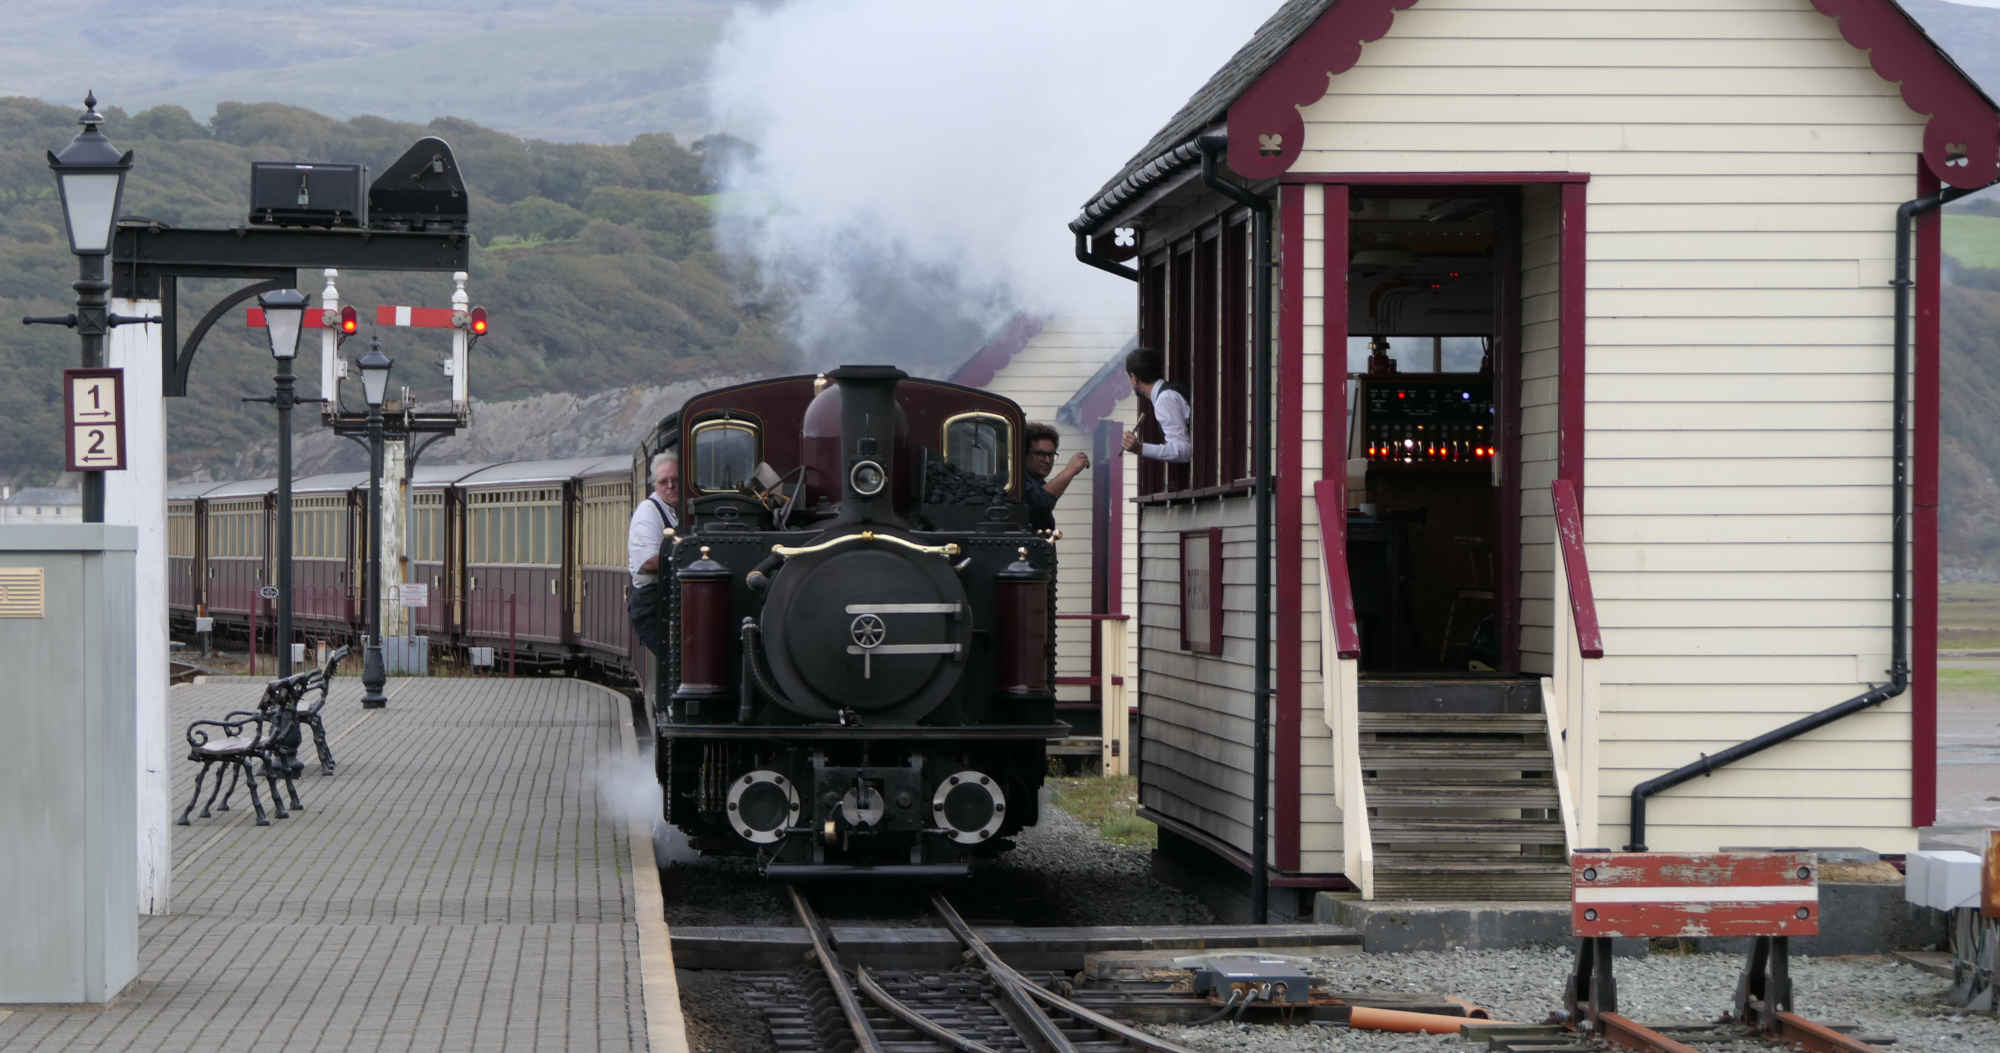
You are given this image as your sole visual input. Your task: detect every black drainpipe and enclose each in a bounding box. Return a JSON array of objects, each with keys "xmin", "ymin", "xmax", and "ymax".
[
  {"xmin": 1198, "ymin": 135, "xmax": 1275, "ymax": 922},
  {"xmin": 1624, "ymin": 184, "xmax": 1971, "ymax": 850}
]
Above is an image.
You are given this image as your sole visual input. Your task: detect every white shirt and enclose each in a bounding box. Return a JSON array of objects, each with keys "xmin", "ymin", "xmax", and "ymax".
[
  {"xmin": 627, "ymin": 494, "xmax": 679, "ymax": 587},
  {"xmin": 1144, "ymin": 380, "xmax": 1192, "ymax": 464}
]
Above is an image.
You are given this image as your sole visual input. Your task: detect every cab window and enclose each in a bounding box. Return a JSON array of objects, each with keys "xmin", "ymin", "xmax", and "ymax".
[
  {"xmin": 943, "ymin": 413, "xmax": 1010, "ymax": 485},
  {"xmin": 691, "ymin": 419, "xmax": 759, "ymax": 493}
]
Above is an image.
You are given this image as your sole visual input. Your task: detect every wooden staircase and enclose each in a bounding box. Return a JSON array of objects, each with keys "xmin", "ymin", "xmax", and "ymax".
[{"xmin": 1358, "ymin": 676, "xmax": 1570, "ymax": 900}]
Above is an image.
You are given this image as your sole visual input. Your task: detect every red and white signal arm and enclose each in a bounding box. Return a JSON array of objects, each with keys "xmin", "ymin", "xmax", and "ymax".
[{"xmin": 64, "ymin": 367, "xmax": 126, "ymax": 472}]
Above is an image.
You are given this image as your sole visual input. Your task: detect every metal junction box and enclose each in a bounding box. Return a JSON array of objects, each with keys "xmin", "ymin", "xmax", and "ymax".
[{"xmin": 250, "ymin": 161, "xmax": 368, "ymax": 228}]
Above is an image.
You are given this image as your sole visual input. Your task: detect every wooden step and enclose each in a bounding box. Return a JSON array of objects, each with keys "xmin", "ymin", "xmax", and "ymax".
[
  {"xmin": 1360, "ymin": 711, "xmax": 1546, "ymax": 736},
  {"xmin": 1372, "ymin": 858, "xmax": 1573, "ymax": 900},
  {"xmin": 1369, "ymin": 816, "xmax": 1566, "ymax": 845},
  {"xmin": 1361, "ymin": 744, "xmax": 1554, "ymax": 769},
  {"xmin": 1366, "ymin": 784, "xmax": 1560, "ymax": 809},
  {"xmin": 1358, "ymin": 676, "xmax": 1541, "ymax": 714}
]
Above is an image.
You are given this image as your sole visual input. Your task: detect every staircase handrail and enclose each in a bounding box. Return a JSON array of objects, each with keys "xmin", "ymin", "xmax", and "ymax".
[
  {"xmin": 1547, "ymin": 478, "xmax": 1602, "ymax": 851},
  {"xmin": 1311, "ymin": 480, "xmax": 1371, "ymax": 899}
]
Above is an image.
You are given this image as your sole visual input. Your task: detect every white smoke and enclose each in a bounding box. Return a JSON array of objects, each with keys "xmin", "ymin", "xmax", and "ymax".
[{"xmin": 706, "ymin": 0, "xmax": 1276, "ymax": 363}]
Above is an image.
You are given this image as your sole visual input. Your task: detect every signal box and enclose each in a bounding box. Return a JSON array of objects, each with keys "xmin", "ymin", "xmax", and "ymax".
[{"xmin": 249, "ymin": 162, "xmax": 368, "ymax": 228}]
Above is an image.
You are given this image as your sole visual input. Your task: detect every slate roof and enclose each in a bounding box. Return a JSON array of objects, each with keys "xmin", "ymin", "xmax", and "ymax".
[
  {"xmin": 1084, "ymin": 0, "xmax": 1333, "ymax": 205},
  {"xmin": 6, "ymin": 487, "xmax": 81, "ymax": 506}
]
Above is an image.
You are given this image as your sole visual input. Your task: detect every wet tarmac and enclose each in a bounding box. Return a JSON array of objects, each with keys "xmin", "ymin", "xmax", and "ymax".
[{"xmin": 1923, "ymin": 654, "xmax": 2000, "ymax": 853}]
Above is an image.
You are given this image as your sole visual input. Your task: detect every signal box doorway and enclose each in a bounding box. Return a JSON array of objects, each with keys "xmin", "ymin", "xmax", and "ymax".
[{"xmin": 1339, "ymin": 187, "xmax": 1528, "ymax": 675}]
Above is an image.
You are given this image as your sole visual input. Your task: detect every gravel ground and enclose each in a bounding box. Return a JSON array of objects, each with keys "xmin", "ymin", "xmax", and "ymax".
[
  {"xmin": 663, "ymin": 804, "xmax": 2000, "ymax": 1053},
  {"xmin": 1146, "ymin": 949, "xmax": 2000, "ymax": 1052}
]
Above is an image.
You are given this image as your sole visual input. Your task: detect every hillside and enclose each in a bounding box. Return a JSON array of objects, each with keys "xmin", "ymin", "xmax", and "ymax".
[
  {"xmin": 0, "ymin": 96, "xmax": 793, "ymax": 485},
  {"xmin": 0, "ymin": 1, "xmax": 744, "ymax": 145}
]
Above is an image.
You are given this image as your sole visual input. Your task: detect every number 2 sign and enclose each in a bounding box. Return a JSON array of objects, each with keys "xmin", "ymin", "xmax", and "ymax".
[{"xmin": 64, "ymin": 368, "xmax": 126, "ymax": 472}]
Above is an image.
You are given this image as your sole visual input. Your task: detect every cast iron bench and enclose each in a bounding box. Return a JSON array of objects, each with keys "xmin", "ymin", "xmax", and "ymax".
[{"xmin": 175, "ymin": 646, "xmax": 348, "ymax": 826}]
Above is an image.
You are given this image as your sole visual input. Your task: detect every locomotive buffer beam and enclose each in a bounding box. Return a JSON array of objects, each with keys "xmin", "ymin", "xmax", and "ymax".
[{"xmin": 660, "ymin": 723, "xmax": 1069, "ymax": 742}]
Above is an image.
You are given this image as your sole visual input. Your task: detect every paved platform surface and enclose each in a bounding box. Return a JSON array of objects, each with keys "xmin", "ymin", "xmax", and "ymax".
[{"xmin": 0, "ymin": 674, "xmax": 682, "ymax": 1052}]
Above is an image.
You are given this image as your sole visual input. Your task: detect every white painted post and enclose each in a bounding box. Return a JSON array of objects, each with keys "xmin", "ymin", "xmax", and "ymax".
[
  {"xmin": 318, "ymin": 269, "xmax": 340, "ymax": 409},
  {"xmin": 104, "ymin": 298, "xmax": 169, "ymax": 916},
  {"xmin": 381, "ymin": 438, "xmax": 408, "ymax": 640},
  {"xmin": 449, "ymin": 271, "xmax": 469, "ymax": 410}
]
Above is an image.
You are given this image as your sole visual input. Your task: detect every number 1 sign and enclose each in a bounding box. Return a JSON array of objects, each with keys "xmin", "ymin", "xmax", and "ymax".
[{"xmin": 63, "ymin": 368, "xmax": 126, "ymax": 472}]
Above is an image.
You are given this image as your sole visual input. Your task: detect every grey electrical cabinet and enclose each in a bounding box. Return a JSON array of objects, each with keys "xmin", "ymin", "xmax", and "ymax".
[{"xmin": 0, "ymin": 524, "xmax": 137, "ymax": 1003}]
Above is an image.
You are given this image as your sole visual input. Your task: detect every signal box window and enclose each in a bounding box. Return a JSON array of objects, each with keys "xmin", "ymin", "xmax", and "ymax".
[
  {"xmin": 692, "ymin": 419, "xmax": 759, "ymax": 493},
  {"xmin": 943, "ymin": 413, "xmax": 1010, "ymax": 486}
]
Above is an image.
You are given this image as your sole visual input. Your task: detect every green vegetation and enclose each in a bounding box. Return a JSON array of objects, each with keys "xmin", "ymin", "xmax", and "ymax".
[
  {"xmin": 1937, "ymin": 667, "xmax": 2000, "ymax": 696},
  {"xmin": 0, "ymin": 97, "xmax": 792, "ymax": 485},
  {"xmin": 1049, "ymin": 774, "xmax": 1154, "ymax": 849},
  {"xmin": 1946, "ymin": 213, "xmax": 2000, "ymax": 271}
]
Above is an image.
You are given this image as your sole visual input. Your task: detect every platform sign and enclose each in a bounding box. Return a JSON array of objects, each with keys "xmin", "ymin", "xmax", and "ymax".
[
  {"xmin": 397, "ymin": 583, "xmax": 429, "ymax": 608},
  {"xmin": 63, "ymin": 368, "xmax": 126, "ymax": 471},
  {"xmin": 258, "ymin": 585, "xmax": 280, "ymax": 601}
]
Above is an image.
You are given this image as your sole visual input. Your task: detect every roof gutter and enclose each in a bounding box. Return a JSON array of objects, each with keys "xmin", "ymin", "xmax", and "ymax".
[
  {"xmin": 1196, "ymin": 134, "xmax": 1276, "ymax": 923},
  {"xmin": 1624, "ymin": 182, "xmax": 1974, "ymax": 850},
  {"xmin": 1069, "ymin": 136, "xmax": 1212, "ymax": 282}
]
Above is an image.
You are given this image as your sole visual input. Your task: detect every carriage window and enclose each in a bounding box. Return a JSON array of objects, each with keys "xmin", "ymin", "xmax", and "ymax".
[
  {"xmin": 943, "ymin": 413, "xmax": 1010, "ymax": 484},
  {"xmin": 691, "ymin": 419, "xmax": 759, "ymax": 493}
]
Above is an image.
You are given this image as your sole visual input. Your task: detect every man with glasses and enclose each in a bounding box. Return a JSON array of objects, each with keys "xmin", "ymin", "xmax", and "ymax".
[
  {"xmin": 1024, "ymin": 422, "xmax": 1088, "ymax": 533},
  {"xmin": 627, "ymin": 450, "xmax": 680, "ymax": 657}
]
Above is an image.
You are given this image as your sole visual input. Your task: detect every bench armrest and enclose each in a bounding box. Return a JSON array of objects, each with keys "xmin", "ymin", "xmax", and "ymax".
[{"xmin": 185, "ymin": 712, "xmax": 267, "ymax": 749}]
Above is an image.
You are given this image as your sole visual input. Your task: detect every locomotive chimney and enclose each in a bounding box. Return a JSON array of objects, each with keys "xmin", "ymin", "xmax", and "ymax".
[{"xmin": 827, "ymin": 364, "xmax": 906, "ymax": 526}]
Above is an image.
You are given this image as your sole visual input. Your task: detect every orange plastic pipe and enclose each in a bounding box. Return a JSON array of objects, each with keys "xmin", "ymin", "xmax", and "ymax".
[{"xmin": 1346, "ymin": 1006, "xmax": 1519, "ymax": 1034}]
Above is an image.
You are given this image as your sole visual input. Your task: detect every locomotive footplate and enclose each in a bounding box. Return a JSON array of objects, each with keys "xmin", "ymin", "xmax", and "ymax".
[{"xmin": 660, "ymin": 723, "xmax": 1069, "ymax": 741}]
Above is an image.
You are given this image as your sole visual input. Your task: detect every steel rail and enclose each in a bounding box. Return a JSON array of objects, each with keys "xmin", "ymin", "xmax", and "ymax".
[
  {"xmin": 784, "ymin": 885, "xmax": 885, "ymax": 1053},
  {"xmin": 1596, "ymin": 1012, "xmax": 1703, "ymax": 1053},
  {"xmin": 854, "ymin": 965, "xmax": 1000, "ymax": 1053},
  {"xmin": 1772, "ymin": 1011, "xmax": 1889, "ymax": 1053},
  {"xmin": 930, "ymin": 892, "xmax": 1197, "ymax": 1053}
]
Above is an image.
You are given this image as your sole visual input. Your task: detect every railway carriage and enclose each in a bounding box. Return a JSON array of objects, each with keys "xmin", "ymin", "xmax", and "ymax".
[
  {"xmin": 201, "ymin": 479, "xmax": 276, "ymax": 624},
  {"xmin": 455, "ymin": 457, "xmax": 604, "ymax": 667},
  {"xmin": 166, "ymin": 480, "xmax": 211, "ymax": 624},
  {"xmin": 407, "ymin": 463, "xmax": 481, "ymax": 640},
  {"xmin": 575, "ymin": 454, "xmax": 643, "ymax": 675},
  {"xmin": 285, "ymin": 472, "xmax": 368, "ymax": 636}
]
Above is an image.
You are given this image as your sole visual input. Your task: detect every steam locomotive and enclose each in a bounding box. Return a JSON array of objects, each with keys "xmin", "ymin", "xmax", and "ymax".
[{"xmin": 654, "ymin": 365, "xmax": 1060, "ymax": 875}]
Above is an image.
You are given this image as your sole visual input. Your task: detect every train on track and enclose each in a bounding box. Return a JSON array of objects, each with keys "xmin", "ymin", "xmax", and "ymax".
[{"xmin": 167, "ymin": 365, "xmax": 1060, "ymax": 875}]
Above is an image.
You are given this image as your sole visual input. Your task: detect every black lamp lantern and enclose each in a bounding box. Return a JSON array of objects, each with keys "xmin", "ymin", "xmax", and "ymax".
[
  {"xmin": 358, "ymin": 342, "xmax": 393, "ymax": 407},
  {"xmin": 48, "ymin": 93, "xmax": 131, "ymax": 256}
]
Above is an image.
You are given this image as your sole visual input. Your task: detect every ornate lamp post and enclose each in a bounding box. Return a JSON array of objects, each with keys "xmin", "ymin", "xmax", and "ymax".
[
  {"xmin": 40, "ymin": 93, "xmax": 132, "ymax": 523},
  {"xmin": 258, "ymin": 288, "xmax": 309, "ymax": 676},
  {"xmin": 357, "ymin": 339, "xmax": 393, "ymax": 708}
]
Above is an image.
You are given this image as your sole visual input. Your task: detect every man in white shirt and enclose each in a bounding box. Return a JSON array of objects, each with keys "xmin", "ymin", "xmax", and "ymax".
[
  {"xmin": 1119, "ymin": 347, "xmax": 1191, "ymax": 464},
  {"xmin": 627, "ymin": 451, "xmax": 680, "ymax": 657}
]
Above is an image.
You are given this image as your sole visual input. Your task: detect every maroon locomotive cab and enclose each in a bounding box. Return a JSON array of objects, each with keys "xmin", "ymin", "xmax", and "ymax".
[
  {"xmin": 674, "ymin": 545, "xmax": 732, "ymax": 704},
  {"xmin": 994, "ymin": 546, "xmax": 1050, "ymax": 696}
]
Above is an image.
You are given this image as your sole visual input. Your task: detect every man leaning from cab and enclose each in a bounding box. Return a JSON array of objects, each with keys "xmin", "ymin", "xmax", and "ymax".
[{"xmin": 627, "ymin": 450, "xmax": 679, "ymax": 657}]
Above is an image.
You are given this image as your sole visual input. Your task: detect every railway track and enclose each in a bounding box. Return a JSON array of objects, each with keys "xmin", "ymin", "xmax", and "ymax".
[
  {"xmin": 775, "ymin": 886, "xmax": 1197, "ymax": 1053},
  {"xmin": 1471, "ymin": 1012, "xmax": 1893, "ymax": 1052}
]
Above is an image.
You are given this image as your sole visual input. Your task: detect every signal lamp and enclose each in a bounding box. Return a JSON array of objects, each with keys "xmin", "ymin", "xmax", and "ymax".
[{"xmin": 468, "ymin": 306, "xmax": 488, "ymax": 337}]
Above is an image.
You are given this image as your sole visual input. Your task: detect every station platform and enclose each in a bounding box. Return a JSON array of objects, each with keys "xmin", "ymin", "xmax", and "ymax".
[{"xmin": 0, "ymin": 674, "xmax": 685, "ymax": 1052}]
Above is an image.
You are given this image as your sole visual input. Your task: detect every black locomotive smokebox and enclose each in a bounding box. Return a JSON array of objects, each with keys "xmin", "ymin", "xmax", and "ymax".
[
  {"xmin": 250, "ymin": 161, "xmax": 368, "ymax": 228},
  {"xmin": 761, "ymin": 539, "xmax": 970, "ymax": 721}
]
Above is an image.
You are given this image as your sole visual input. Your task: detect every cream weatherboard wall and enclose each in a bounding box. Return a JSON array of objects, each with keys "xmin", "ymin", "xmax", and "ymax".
[{"xmin": 1286, "ymin": 0, "xmax": 1927, "ymax": 852}]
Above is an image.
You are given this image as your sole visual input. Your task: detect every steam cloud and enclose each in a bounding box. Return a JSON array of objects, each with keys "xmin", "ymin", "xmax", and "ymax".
[{"xmin": 706, "ymin": 0, "xmax": 1275, "ymax": 370}]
